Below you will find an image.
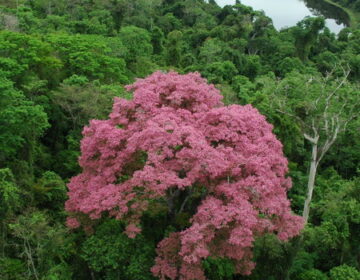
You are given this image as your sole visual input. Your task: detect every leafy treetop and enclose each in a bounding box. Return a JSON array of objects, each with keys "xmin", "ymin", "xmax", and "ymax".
[{"xmin": 65, "ymin": 71, "xmax": 303, "ymax": 280}]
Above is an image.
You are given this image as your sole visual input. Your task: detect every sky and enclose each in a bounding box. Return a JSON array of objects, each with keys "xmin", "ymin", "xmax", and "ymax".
[{"xmin": 216, "ymin": 0, "xmax": 236, "ymax": 5}]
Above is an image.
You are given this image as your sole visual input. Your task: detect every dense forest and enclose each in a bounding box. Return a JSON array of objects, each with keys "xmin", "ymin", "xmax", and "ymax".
[
  {"xmin": 330, "ymin": 0, "xmax": 360, "ymax": 13},
  {"xmin": 0, "ymin": 0, "xmax": 359, "ymax": 279}
]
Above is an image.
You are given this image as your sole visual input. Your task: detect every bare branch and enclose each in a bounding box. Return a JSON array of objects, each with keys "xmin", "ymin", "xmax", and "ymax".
[
  {"xmin": 326, "ymin": 67, "xmax": 350, "ymax": 103},
  {"xmin": 316, "ymin": 124, "xmax": 340, "ymax": 164},
  {"xmin": 178, "ymin": 189, "xmax": 193, "ymax": 215},
  {"xmin": 311, "ymin": 119, "xmax": 318, "ymax": 138},
  {"xmin": 304, "ymin": 133, "xmax": 319, "ymax": 145}
]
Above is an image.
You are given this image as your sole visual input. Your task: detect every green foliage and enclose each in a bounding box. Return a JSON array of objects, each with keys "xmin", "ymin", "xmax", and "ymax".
[
  {"xmin": 151, "ymin": 26, "xmax": 165, "ymax": 54},
  {"xmin": 165, "ymin": 30, "xmax": 183, "ymax": 66},
  {"xmin": 9, "ymin": 210, "xmax": 73, "ymax": 279},
  {"xmin": 51, "ymin": 78, "xmax": 124, "ymax": 127},
  {"xmin": 202, "ymin": 60, "xmax": 238, "ymax": 84},
  {"xmin": 0, "ymin": 258, "xmax": 27, "ymax": 280},
  {"xmin": 119, "ymin": 25, "xmax": 153, "ymax": 63},
  {"xmin": 32, "ymin": 171, "xmax": 67, "ymax": 211},
  {"xmin": 289, "ymin": 250, "xmax": 318, "ymax": 280},
  {"xmin": 326, "ymin": 119, "xmax": 360, "ymax": 177},
  {"xmin": 265, "ymin": 70, "xmax": 359, "ymax": 158},
  {"xmin": 277, "ymin": 57, "xmax": 306, "ymax": 77},
  {"xmin": 238, "ymin": 55, "xmax": 262, "ymax": 80},
  {"xmin": 203, "ymin": 257, "xmax": 235, "ymax": 280},
  {"xmin": 293, "ymin": 17, "xmax": 326, "ymax": 61},
  {"xmin": 0, "ymin": 75, "xmax": 49, "ymax": 161},
  {"xmin": 16, "ymin": 6, "xmax": 40, "ymax": 33},
  {"xmin": 157, "ymin": 12, "xmax": 182, "ymax": 33},
  {"xmin": 40, "ymin": 262, "xmax": 73, "ymax": 280},
  {"xmin": 232, "ymin": 75, "xmax": 255, "ymax": 101},
  {"xmin": 299, "ymin": 269, "xmax": 328, "ymax": 280},
  {"xmin": 46, "ymin": 34, "xmax": 128, "ymax": 83},
  {"xmin": 0, "ymin": 168, "xmax": 22, "ymax": 216},
  {"xmin": 304, "ymin": 175, "xmax": 360, "ymax": 270},
  {"xmin": 315, "ymin": 51, "xmax": 339, "ymax": 73},
  {"xmin": 81, "ymin": 220, "xmax": 156, "ymax": 280},
  {"xmin": 199, "ymin": 38, "xmax": 226, "ymax": 64},
  {"xmin": 329, "ymin": 265, "xmax": 360, "ymax": 280},
  {"xmin": 0, "ymin": 30, "xmax": 62, "ymax": 86},
  {"xmin": 247, "ymin": 234, "xmax": 296, "ymax": 280}
]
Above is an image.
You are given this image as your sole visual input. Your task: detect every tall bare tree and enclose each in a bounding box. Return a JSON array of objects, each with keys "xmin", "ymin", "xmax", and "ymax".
[{"xmin": 274, "ymin": 66, "xmax": 359, "ymax": 223}]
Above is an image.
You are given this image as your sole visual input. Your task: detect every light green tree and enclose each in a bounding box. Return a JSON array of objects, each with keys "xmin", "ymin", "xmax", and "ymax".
[{"xmin": 273, "ymin": 69, "xmax": 359, "ymax": 224}]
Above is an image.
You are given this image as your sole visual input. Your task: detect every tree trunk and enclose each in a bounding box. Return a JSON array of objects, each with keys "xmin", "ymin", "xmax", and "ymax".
[
  {"xmin": 25, "ymin": 239, "xmax": 39, "ymax": 280},
  {"xmin": 1, "ymin": 221, "xmax": 5, "ymax": 258},
  {"xmin": 303, "ymin": 143, "xmax": 318, "ymax": 224}
]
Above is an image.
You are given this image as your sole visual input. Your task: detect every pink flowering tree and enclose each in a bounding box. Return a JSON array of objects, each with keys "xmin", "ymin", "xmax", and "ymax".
[{"xmin": 65, "ymin": 71, "xmax": 303, "ymax": 280}]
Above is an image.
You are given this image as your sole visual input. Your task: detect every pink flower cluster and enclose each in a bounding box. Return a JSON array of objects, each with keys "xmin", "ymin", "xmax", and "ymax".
[{"xmin": 65, "ymin": 71, "xmax": 303, "ymax": 279}]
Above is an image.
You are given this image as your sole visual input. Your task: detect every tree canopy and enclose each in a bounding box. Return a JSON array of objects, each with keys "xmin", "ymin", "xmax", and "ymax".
[{"xmin": 66, "ymin": 71, "xmax": 303, "ymax": 280}]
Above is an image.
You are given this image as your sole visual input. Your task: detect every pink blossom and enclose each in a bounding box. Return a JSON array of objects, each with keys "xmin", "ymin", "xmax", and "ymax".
[
  {"xmin": 66, "ymin": 217, "xmax": 80, "ymax": 229},
  {"xmin": 65, "ymin": 71, "xmax": 303, "ymax": 279},
  {"xmin": 125, "ymin": 223, "xmax": 141, "ymax": 239}
]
